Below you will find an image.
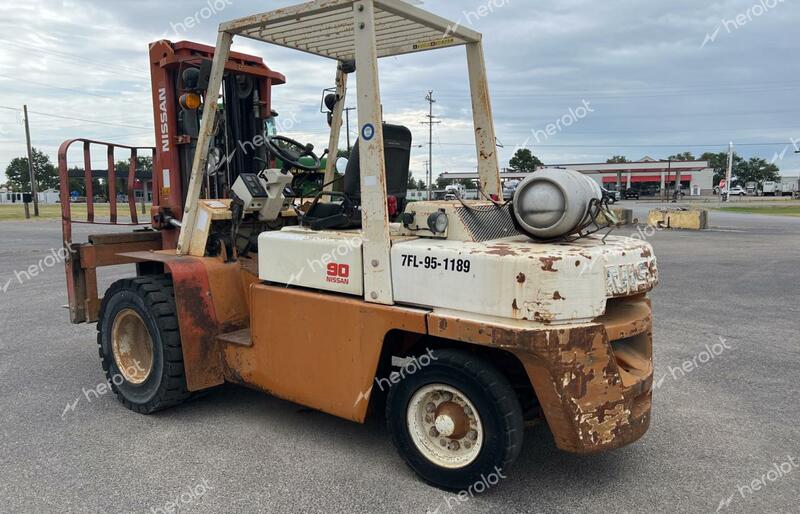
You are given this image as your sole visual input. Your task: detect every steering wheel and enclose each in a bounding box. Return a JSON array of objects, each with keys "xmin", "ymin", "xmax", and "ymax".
[{"xmin": 265, "ymin": 135, "xmax": 321, "ymax": 172}]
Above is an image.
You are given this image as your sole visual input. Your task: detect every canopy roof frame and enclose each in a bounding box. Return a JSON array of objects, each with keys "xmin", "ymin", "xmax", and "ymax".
[
  {"xmin": 219, "ymin": 0, "xmax": 482, "ymax": 61},
  {"xmin": 178, "ymin": 0, "xmax": 503, "ymax": 307}
]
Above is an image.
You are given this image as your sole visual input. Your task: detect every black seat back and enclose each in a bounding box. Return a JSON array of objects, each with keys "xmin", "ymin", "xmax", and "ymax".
[{"xmin": 343, "ymin": 124, "xmax": 412, "ymax": 204}]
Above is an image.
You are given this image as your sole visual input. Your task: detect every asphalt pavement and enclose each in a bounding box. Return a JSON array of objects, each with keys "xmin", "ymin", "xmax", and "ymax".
[{"xmin": 0, "ymin": 203, "xmax": 798, "ymax": 513}]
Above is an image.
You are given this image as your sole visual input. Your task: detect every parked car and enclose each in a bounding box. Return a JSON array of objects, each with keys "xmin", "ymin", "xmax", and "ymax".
[
  {"xmin": 601, "ymin": 188, "xmax": 620, "ymax": 204},
  {"xmin": 623, "ymin": 189, "xmax": 640, "ymax": 200},
  {"xmin": 727, "ymin": 186, "xmax": 747, "ymax": 197}
]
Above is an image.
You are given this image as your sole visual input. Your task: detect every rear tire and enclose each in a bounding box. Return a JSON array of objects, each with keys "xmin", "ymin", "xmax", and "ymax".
[
  {"xmin": 97, "ymin": 275, "xmax": 191, "ymax": 414},
  {"xmin": 386, "ymin": 349, "xmax": 524, "ymax": 491}
]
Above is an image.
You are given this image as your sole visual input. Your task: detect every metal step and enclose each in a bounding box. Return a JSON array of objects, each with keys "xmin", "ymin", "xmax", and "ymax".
[{"xmin": 216, "ymin": 328, "xmax": 252, "ymax": 347}]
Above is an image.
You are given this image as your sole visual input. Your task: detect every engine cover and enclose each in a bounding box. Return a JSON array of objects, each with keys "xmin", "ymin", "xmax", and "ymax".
[{"xmin": 390, "ymin": 235, "xmax": 657, "ymax": 323}]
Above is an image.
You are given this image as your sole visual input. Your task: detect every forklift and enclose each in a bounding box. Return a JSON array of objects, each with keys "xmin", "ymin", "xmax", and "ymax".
[{"xmin": 60, "ymin": 0, "xmax": 658, "ymax": 490}]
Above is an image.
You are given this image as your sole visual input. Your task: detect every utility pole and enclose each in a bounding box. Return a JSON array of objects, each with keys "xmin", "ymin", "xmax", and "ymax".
[
  {"xmin": 724, "ymin": 141, "xmax": 734, "ymax": 203},
  {"xmin": 421, "ymin": 91, "xmax": 441, "ymax": 200},
  {"xmin": 343, "ymin": 107, "xmax": 356, "ymax": 153},
  {"xmin": 22, "ymin": 105, "xmax": 39, "ymax": 217}
]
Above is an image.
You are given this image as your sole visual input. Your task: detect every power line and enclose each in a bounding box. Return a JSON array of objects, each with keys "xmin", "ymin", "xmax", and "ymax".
[
  {"xmin": 0, "ymin": 73, "xmax": 144, "ymax": 101},
  {"xmin": 0, "ymin": 105, "xmax": 151, "ymax": 130},
  {"xmin": 0, "ymin": 38, "xmax": 146, "ymax": 79}
]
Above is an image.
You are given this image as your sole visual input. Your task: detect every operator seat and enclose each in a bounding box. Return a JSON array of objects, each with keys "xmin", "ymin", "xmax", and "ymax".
[{"xmin": 303, "ymin": 124, "xmax": 412, "ymax": 230}]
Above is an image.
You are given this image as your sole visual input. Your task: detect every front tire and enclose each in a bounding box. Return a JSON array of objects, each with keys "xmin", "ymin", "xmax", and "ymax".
[
  {"xmin": 97, "ymin": 275, "xmax": 191, "ymax": 414},
  {"xmin": 386, "ymin": 349, "xmax": 524, "ymax": 491}
]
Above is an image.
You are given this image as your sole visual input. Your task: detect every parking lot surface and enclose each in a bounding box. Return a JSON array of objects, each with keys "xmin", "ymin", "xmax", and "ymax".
[{"xmin": 0, "ymin": 205, "xmax": 798, "ymax": 513}]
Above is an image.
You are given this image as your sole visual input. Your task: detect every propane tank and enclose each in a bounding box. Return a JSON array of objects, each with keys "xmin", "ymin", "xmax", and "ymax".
[{"xmin": 511, "ymin": 169, "xmax": 602, "ymax": 240}]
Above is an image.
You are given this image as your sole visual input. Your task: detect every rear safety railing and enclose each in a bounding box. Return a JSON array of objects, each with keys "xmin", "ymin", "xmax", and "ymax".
[
  {"xmin": 58, "ymin": 139, "xmax": 160, "ymax": 324},
  {"xmin": 58, "ymin": 139, "xmax": 156, "ymax": 245}
]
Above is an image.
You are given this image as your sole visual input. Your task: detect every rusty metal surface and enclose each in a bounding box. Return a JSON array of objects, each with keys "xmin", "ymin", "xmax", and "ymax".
[
  {"xmin": 224, "ymin": 285, "xmax": 428, "ymax": 423},
  {"xmin": 428, "ymin": 296, "xmax": 653, "ymax": 454},
  {"xmin": 120, "ymin": 251, "xmax": 254, "ymax": 391}
]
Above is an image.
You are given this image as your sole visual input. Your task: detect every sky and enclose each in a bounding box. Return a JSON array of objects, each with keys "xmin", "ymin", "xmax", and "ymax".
[{"xmin": 0, "ymin": 0, "xmax": 798, "ymax": 187}]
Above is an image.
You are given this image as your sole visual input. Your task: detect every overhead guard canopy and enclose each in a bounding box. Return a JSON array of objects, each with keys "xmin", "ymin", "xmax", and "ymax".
[{"xmin": 219, "ymin": 0, "xmax": 481, "ymax": 60}]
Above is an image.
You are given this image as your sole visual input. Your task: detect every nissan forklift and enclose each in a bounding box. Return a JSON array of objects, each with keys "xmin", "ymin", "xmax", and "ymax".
[{"xmin": 61, "ymin": 0, "xmax": 658, "ymax": 490}]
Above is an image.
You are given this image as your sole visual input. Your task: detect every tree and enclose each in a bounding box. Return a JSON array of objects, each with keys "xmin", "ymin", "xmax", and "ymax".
[
  {"xmin": 668, "ymin": 152, "xmax": 695, "ymax": 161},
  {"xmin": 508, "ymin": 149, "xmax": 543, "ymax": 172},
  {"xmin": 114, "ymin": 155, "xmax": 153, "ymax": 176},
  {"xmin": 606, "ymin": 155, "xmax": 629, "ymax": 164},
  {"xmin": 701, "ymin": 151, "xmax": 744, "ymax": 185},
  {"xmin": 736, "ymin": 157, "xmax": 780, "ymax": 185},
  {"xmin": 4, "ymin": 147, "xmax": 58, "ymax": 191},
  {"xmin": 407, "ymin": 174, "xmax": 419, "ymax": 190},
  {"xmin": 416, "ymin": 179, "xmax": 426, "ymax": 191}
]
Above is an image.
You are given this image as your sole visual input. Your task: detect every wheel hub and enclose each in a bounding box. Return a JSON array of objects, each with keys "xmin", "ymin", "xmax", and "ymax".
[
  {"xmin": 407, "ymin": 384, "xmax": 483, "ymax": 469},
  {"xmin": 111, "ymin": 308, "xmax": 154, "ymax": 385}
]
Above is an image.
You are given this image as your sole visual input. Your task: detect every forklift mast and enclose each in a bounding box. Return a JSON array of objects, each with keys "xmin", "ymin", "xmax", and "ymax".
[
  {"xmin": 148, "ymin": 40, "xmax": 286, "ymax": 247},
  {"xmin": 57, "ymin": 40, "xmax": 285, "ymax": 323}
]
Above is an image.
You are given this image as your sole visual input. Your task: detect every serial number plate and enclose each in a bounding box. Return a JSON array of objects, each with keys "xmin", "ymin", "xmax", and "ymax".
[{"xmin": 400, "ymin": 254, "xmax": 471, "ymax": 273}]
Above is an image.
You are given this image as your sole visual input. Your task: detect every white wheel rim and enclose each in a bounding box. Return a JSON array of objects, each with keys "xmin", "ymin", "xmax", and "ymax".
[{"xmin": 406, "ymin": 384, "xmax": 483, "ymax": 469}]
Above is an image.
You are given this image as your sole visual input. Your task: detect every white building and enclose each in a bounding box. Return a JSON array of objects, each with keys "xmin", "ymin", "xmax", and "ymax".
[
  {"xmin": 439, "ymin": 157, "xmax": 715, "ymax": 197},
  {"xmin": 0, "ymin": 188, "xmax": 61, "ymax": 204}
]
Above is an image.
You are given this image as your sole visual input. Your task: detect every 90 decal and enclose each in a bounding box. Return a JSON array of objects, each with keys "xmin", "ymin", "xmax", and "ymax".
[
  {"xmin": 326, "ymin": 263, "xmax": 350, "ymax": 285},
  {"xmin": 401, "ymin": 254, "xmax": 471, "ymax": 273}
]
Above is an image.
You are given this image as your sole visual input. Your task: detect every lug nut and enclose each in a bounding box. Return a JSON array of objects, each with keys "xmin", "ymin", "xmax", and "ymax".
[
  {"xmin": 425, "ymin": 402, "xmax": 436, "ymax": 413},
  {"xmin": 439, "ymin": 439, "xmax": 447, "ymax": 447},
  {"xmin": 448, "ymin": 441, "xmax": 460, "ymax": 451},
  {"xmin": 468, "ymin": 430, "xmax": 478, "ymax": 441},
  {"xmin": 429, "ymin": 427, "xmax": 439, "ymax": 437}
]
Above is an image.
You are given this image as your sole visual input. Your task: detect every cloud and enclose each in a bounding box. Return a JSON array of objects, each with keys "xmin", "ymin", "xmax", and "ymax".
[{"xmin": 0, "ymin": 0, "xmax": 798, "ymax": 182}]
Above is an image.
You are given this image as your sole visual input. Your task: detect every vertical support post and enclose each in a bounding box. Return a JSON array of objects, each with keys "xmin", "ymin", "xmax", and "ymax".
[
  {"xmin": 177, "ymin": 30, "xmax": 233, "ymax": 255},
  {"xmin": 725, "ymin": 141, "xmax": 734, "ymax": 203},
  {"xmin": 354, "ymin": 0, "xmax": 393, "ymax": 305},
  {"xmin": 128, "ymin": 148, "xmax": 139, "ymax": 224},
  {"xmin": 23, "ymin": 105, "xmax": 39, "ymax": 217},
  {"xmin": 324, "ymin": 66, "xmax": 348, "ymax": 191},
  {"xmin": 83, "ymin": 141, "xmax": 94, "ymax": 223},
  {"xmin": 107, "ymin": 146, "xmax": 117, "ymax": 223},
  {"xmin": 466, "ymin": 42, "xmax": 501, "ymax": 200}
]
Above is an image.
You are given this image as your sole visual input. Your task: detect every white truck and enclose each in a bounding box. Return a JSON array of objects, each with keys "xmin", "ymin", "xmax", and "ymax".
[
  {"xmin": 762, "ymin": 181, "xmax": 779, "ymax": 196},
  {"xmin": 778, "ymin": 179, "xmax": 799, "ymax": 197}
]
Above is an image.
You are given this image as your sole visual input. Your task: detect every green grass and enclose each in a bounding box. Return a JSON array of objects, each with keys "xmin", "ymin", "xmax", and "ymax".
[
  {"xmin": 712, "ymin": 206, "xmax": 800, "ymax": 217},
  {"xmin": 0, "ymin": 203, "xmax": 151, "ymax": 222}
]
